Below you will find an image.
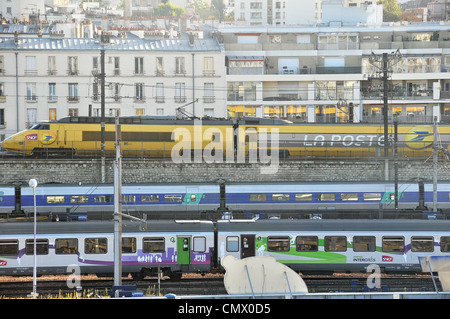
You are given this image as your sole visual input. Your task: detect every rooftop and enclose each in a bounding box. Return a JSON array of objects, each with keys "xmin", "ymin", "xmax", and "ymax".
[{"xmin": 0, "ymin": 36, "xmax": 223, "ymax": 52}]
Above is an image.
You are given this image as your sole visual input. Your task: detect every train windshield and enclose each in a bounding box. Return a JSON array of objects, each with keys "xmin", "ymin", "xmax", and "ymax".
[{"xmin": 30, "ymin": 124, "xmax": 50, "ymax": 130}]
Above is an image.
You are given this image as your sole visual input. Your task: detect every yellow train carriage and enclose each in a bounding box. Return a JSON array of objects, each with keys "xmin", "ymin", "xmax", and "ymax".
[
  {"xmin": 1, "ymin": 116, "xmax": 449, "ymax": 159},
  {"xmin": 0, "ymin": 117, "xmax": 234, "ymax": 158},
  {"xmin": 271, "ymin": 123, "xmax": 447, "ymax": 159}
]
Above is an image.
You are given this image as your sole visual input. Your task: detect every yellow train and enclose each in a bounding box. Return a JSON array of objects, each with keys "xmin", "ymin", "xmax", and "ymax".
[{"xmin": 1, "ymin": 116, "xmax": 448, "ymax": 159}]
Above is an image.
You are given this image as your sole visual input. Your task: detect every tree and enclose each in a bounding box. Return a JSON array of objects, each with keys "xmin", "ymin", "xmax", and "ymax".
[
  {"xmin": 211, "ymin": 0, "xmax": 225, "ymax": 21},
  {"xmin": 153, "ymin": 2, "xmax": 185, "ymax": 17},
  {"xmin": 380, "ymin": 0, "xmax": 403, "ymax": 22}
]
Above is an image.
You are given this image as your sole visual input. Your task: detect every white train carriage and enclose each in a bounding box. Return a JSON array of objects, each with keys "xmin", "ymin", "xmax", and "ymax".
[
  {"xmin": 0, "ymin": 220, "xmax": 215, "ymax": 280},
  {"xmin": 19, "ymin": 183, "xmax": 220, "ymax": 217},
  {"xmin": 216, "ymin": 219, "xmax": 450, "ymax": 273}
]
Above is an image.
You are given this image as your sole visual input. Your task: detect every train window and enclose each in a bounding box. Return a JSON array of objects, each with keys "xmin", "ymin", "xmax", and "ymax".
[
  {"xmin": 70, "ymin": 196, "xmax": 89, "ymax": 203},
  {"xmin": 94, "ymin": 196, "xmax": 112, "ymax": 203},
  {"xmin": 30, "ymin": 124, "xmax": 50, "ymax": 130},
  {"xmin": 85, "ymin": 238, "xmax": 108, "ymax": 254},
  {"xmin": 363, "ymin": 193, "xmax": 381, "ymax": 201},
  {"xmin": 441, "ymin": 237, "xmax": 450, "ymax": 252},
  {"xmin": 440, "ymin": 237, "xmax": 450, "ymax": 252},
  {"xmin": 0, "ymin": 240, "xmax": 18, "ymax": 255},
  {"xmin": 122, "ymin": 237, "xmax": 136, "ymax": 254},
  {"xmin": 143, "ymin": 237, "xmax": 165, "ymax": 253},
  {"xmin": 382, "ymin": 236, "xmax": 404, "ymax": 252},
  {"xmin": 164, "ymin": 195, "xmax": 182, "ymax": 203},
  {"xmin": 318, "ymin": 194, "xmax": 335, "ymax": 201},
  {"xmin": 353, "ymin": 236, "xmax": 376, "ymax": 252},
  {"xmin": 190, "ymin": 194, "xmax": 197, "ymax": 202},
  {"xmin": 122, "ymin": 195, "xmax": 136, "ymax": 203},
  {"xmin": 141, "ymin": 195, "xmax": 160, "ymax": 202},
  {"xmin": 325, "ymin": 236, "xmax": 347, "ymax": 252},
  {"xmin": 26, "ymin": 239, "xmax": 49, "ymax": 255},
  {"xmin": 295, "ymin": 194, "xmax": 312, "ymax": 201},
  {"xmin": 272, "ymin": 194, "xmax": 290, "ymax": 201},
  {"xmin": 411, "ymin": 237, "xmax": 434, "ymax": 252},
  {"xmin": 226, "ymin": 236, "xmax": 239, "ymax": 252},
  {"xmin": 341, "ymin": 193, "xmax": 358, "ymax": 201},
  {"xmin": 268, "ymin": 236, "xmax": 290, "ymax": 252},
  {"xmin": 295, "ymin": 236, "xmax": 318, "ymax": 252},
  {"xmin": 193, "ymin": 237, "xmax": 206, "ymax": 252},
  {"xmin": 55, "ymin": 238, "xmax": 78, "ymax": 254},
  {"xmin": 250, "ymin": 194, "xmax": 267, "ymax": 202},
  {"xmin": 46, "ymin": 196, "xmax": 65, "ymax": 204}
]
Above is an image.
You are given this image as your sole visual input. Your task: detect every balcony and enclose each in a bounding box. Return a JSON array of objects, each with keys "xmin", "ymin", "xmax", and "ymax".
[{"xmin": 361, "ymin": 88, "xmax": 433, "ymax": 100}]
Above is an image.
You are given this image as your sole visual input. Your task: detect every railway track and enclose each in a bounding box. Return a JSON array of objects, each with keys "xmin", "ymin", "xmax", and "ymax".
[{"xmin": 0, "ymin": 274, "xmax": 441, "ymax": 298}]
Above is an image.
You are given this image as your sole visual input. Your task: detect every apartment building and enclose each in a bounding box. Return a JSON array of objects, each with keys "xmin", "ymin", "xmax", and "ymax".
[
  {"xmin": 234, "ymin": 0, "xmax": 320, "ymax": 26},
  {"xmin": 0, "ymin": 35, "xmax": 226, "ymax": 138},
  {"xmin": 221, "ymin": 22, "xmax": 450, "ymax": 124}
]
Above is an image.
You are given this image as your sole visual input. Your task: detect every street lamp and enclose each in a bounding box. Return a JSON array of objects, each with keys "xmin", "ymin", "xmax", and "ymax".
[{"xmin": 28, "ymin": 178, "xmax": 38, "ymax": 299}]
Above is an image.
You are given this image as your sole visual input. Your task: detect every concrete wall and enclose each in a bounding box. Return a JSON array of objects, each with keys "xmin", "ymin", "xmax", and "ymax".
[{"xmin": 0, "ymin": 159, "xmax": 445, "ymax": 186}]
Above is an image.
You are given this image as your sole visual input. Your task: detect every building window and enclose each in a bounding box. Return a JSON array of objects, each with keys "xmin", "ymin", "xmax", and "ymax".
[
  {"xmin": 203, "ymin": 83, "xmax": 214, "ymax": 103},
  {"xmin": 114, "ymin": 57, "xmax": 120, "ymax": 75},
  {"xmin": 135, "ymin": 83, "xmax": 144, "ymax": 101},
  {"xmin": 68, "ymin": 56, "xmax": 78, "ymax": 75},
  {"xmin": 26, "ymin": 83, "xmax": 37, "ymax": 102},
  {"xmin": 48, "ymin": 83, "xmax": 56, "ymax": 102},
  {"xmin": 69, "ymin": 108, "xmax": 78, "ymax": 117},
  {"xmin": 49, "ymin": 108, "xmax": 56, "ymax": 121},
  {"xmin": 156, "ymin": 57, "xmax": 164, "ymax": 76},
  {"xmin": 175, "ymin": 83, "xmax": 186, "ymax": 102},
  {"xmin": 92, "ymin": 82, "xmax": 99, "ymax": 101},
  {"xmin": 93, "ymin": 56, "xmax": 99, "ymax": 70},
  {"xmin": 135, "ymin": 57, "xmax": 144, "ymax": 75},
  {"xmin": 48, "ymin": 56, "xmax": 56, "ymax": 75},
  {"xmin": 156, "ymin": 83, "xmax": 164, "ymax": 102},
  {"xmin": 0, "ymin": 83, "xmax": 5, "ymax": 102},
  {"xmin": 175, "ymin": 57, "xmax": 185, "ymax": 75},
  {"xmin": 204, "ymin": 57, "xmax": 214, "ymax": 76},
  {"xmin": 68, "ymin": 83, "xmax": 79, "ymax": 101},
  {"xmin": 25, "ymin": 56, "xmax": 37, "ymax": 74}
]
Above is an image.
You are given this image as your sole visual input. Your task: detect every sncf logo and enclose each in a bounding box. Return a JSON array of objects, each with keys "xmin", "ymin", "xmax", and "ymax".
[
  {"xmin": 0, "ymin": 260, "xmax": 7, "ymax": 266},
  {"xmin": 382, "ymin": 256, "xmax": 394, "ymax": 262},
  {"xmin": 25, "ymin": 134, "xmax": 38, "ymax": 140}
]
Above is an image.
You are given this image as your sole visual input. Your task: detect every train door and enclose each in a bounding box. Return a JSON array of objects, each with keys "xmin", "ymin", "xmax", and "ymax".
[
  {"xmin": 57, "ymin": 125, "xmax": 65, "ymax": 146},
  {"xmin": 186, "ymin": 187, "xmax": 199, "ymax": 212},
  {"xmin": 177, "ymin": 236, "xmax": 191, "ymax": 265},
  {"xmin": 241, "ymin": 235, "xmax": 255, "ymax": 259}
]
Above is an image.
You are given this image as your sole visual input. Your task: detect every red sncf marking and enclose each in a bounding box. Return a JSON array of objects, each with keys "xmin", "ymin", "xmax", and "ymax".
[
  {"xmin": 382, "ymin": 256, "xmax": 393, "ymax": 262},
  {"xmin": 0, "ymin": 260, "xmax": 7, "ymax": 266}
]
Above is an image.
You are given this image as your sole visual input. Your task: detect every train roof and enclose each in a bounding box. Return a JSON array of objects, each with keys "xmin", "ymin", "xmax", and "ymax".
[
  {"xmin": 216, "ymin": 219, "xmax": 450, "ymax": 233},
  {"xmin": 53, "ymin": 116, "xmax": 293, "ymax": 126},
  {"xmin": 0, "ymin": 220, "xmax": 214, "ymax": 236}
]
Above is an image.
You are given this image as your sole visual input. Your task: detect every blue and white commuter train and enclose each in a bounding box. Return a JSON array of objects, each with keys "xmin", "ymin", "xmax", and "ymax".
[
  {"xmin": 0, "ymin": 182, "xmax": 448, "ymax": 219},
  {"xmin": 1, "ymin": 219, "xmax": 450, "ymax": 279}
]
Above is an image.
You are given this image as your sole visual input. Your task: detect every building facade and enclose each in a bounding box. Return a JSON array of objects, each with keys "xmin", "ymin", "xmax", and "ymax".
[
  {"xmin": 0, "ymin": 35, "xmax": 226, "ymax": 138},
  {"xmin": 221, "ymin": 23, "xmax": 450, "ymax": 124}
]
